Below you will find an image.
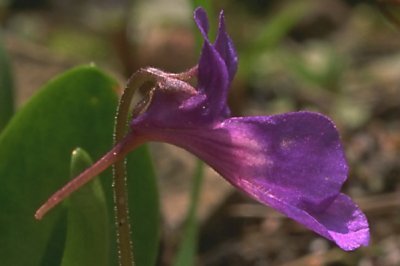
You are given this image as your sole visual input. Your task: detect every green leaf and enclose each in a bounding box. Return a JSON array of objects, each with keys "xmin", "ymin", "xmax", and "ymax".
[
  {"xmin": 0, "ymin": 66, "xmax": 118, "ymax": 266},
  {"xmin": 0, "ymin": 64, "xmax": 161, "ymax": 266},
  {"xmin": 60, "ymin": 148, "xmax": 109, "ymax": 266},
  {"xmin": 126, "ymin": 146, "xmax": 160, "ymax": 266},
  {"xmin": 173, "ymin": 161, "xmax": 204, "ymax": 266},
  {"xmin": 0, "ymin": 33, "xmax": 15, "ymax": 131}
]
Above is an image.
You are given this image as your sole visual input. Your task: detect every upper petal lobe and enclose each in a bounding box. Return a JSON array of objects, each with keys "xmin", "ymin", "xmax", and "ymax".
[
  {"xmin": 194, "ymin": 7, "xmax": 237, "ymax": 118},
  {"xmin": 214, "ymin": 11, "xmax": 238, "ymax": 83}
]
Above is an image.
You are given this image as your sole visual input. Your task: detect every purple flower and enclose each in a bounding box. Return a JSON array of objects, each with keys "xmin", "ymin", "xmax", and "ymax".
[{"xmin": 36, "ymin": 7, "xmax": 369, "ymax": 250}]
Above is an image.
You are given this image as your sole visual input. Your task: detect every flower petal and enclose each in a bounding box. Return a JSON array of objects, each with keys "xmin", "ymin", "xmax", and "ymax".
[
  {"xmin": 194, "ymin": 8, "xmax": 238, "ymax": 83},
  {"xmin": 194, "ymin": 8, "xmax": 231, "ymax": 117},
  {"xmin": 219, "ymin": 112, "xmax": 349, "ymax": 211},
  {"xmin": 134, "ymin": 111, "xmax": 369, "ymax": 249},
  {"xmin": 310, "ymin": 193, "xmax": 369, "ymax": 250},
  {"xmin": 216, "ymin": 112, "xmax": 369, "ymax": 249},
  {"xmin": 214, "ymin": 11, "xmax": 238, "ymax": 83},
  {"xmin": 245, "ymin": 183, "xmax": 369, "ymax": 250},
  {"xmin": 193, "ymin": 7, "xmax": 209, "ymax": 38}
]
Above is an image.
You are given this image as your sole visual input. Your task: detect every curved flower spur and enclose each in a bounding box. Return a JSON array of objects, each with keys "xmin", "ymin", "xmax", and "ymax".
[{"xmin": 35, "ymin": 7, "xmax": 369, "ymax": 251}]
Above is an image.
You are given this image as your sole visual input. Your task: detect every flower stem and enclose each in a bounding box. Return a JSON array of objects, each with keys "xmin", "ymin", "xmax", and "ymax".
[
  {"xmin": 112, "ymin": 69, "xmax": 158, "ymax": 266},
  {"xmin": 110, "ymin": 66, "xmax": 198, "ymax": 266}
]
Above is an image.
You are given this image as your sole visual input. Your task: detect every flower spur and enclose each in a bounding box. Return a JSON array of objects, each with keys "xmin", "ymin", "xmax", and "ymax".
[{"xmin": 35, "ymin": 7, "xmax": 369, "ymax": 251}]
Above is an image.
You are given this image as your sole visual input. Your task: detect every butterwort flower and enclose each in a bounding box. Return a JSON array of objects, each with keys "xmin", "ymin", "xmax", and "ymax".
[{"xmin": 35, "ymin": 7, "xmax": 369, "ymax": 250}]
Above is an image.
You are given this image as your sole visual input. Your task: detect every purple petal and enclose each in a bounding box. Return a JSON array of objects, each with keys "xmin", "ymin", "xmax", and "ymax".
[
  {"xmin": 244, "ymin": 181, "xmax": 369, "ymax": 250},
  {"xmin": 133, "ymin": 111, "xmax": 369, "ymax": 249},
  {"xmin": 310, "ymin": 193, "xmax": 369, "ymax": 250},
  {"xmin": 214, "ymin": 11, "xmax": 238, "ymax": 83},
  {"xmin": 194, "ymin": 8, "xmax": 231, "ymax": 118},
  {"xmin": 218, "ymin": 112, "xmax": 369, "ymax": 249},
  {"xmin": 197, "ymin": 41, "xmax": 229, "ymax": 117},
  {"xmin": 219, "ymin": 112, "xmax": 349, "ymax": 211},
  {"xmin": 194, "ymin": 8, "xmax": 238, "ymax": 83},
  {"xmin": 194, "ymin": 7, "xmax": 209, "ymax": 39}
]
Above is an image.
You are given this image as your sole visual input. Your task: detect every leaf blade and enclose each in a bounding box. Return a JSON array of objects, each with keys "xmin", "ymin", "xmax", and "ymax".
[
  {"xmin": 60, "ymin": 148, "xmax": 109, "ymax": 266},
  {"xmin": 126, "ymin": 145, "xmax": 160, "ymax": 266},
  {"xmin": 0, "ymin": 65, "xmax": 118, "ymax": 266}
]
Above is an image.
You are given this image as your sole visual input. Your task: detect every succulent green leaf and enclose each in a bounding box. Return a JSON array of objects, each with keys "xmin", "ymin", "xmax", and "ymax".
[
  {"xmin": 0, "ymin": 66, "xmax": 117, "ymax": 266},
  {"xmin": 0, "ymin": 63, "xmax": 160, "ymax": 266},
  {"xmin": 126, "ymin": 145, "xmax": 160, "ymax": 266},
  {"xmin": 60, "ymin": 148, "xmax": 109, "ymax": 266}
]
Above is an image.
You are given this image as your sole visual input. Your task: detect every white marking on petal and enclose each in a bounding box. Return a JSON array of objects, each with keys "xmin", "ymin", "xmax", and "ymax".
[{"xmin": 280, "ymin": 138, "xmax": 294, "ymax": 150}]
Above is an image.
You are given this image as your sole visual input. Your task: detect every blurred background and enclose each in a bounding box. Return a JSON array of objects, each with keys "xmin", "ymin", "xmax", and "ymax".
[{"xmin": 2, "ymin": 0, "xmax": 400, "ymax": 265}]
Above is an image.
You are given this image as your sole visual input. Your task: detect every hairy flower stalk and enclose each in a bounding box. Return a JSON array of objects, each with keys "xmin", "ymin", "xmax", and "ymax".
[{"xmin": 35, "ymin": 7, "xmax": 369, "ymax": 251}]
